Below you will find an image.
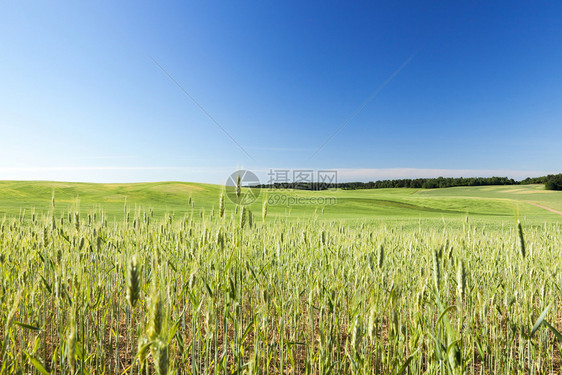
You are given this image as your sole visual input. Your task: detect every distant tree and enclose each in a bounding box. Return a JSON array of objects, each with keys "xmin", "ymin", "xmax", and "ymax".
[
  {"xmin": 545, "ymin": 174, "xmax": 562, "ymax": 191},
  {"xmin": 521, "ymin": 176, "xmax": 548, "ymax": 185}
]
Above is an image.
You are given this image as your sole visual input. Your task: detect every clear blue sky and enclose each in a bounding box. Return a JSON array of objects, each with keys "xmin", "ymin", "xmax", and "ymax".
[{"xmin": 1, "ymin": 1, "xmax": 560, "ymax": 183}]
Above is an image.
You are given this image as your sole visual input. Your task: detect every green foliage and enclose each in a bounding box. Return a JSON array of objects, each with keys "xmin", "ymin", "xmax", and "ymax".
[{"xmin": 544, "ymin": 174, "xmax": 562, "ymax": 191}]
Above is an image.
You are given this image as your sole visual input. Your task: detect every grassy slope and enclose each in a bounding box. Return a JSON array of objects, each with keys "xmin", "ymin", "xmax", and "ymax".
[
  {"xmin": 418, "ymin": 184, "xmax": 562, "ymax": 211},
  {"xmin": 0, "ymin": 181, "xmax": 561, "ymax": 224}
]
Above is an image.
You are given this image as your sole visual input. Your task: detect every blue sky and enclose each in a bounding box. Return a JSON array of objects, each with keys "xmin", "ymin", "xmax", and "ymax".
[{"xmin": 0, "ymin": 1, "xmax": 561, "ymax": 183}]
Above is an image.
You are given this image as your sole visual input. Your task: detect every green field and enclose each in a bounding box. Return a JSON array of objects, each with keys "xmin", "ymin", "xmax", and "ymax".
[
  {"xmin": 1, "ymin": 181, "xmax": 561, "ymax": 225},
  {"xmin": 2, "ymin": 181, "xmax": 562, "ymax": 374}
]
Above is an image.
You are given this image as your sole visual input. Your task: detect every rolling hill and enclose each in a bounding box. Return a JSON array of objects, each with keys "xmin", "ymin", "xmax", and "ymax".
[{"xmin": 0, "ymin": 181, "xmax": 560, "ymax": 226}]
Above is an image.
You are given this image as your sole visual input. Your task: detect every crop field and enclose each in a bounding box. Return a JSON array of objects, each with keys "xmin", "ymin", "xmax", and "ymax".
[
  {"xmin": 1, "ymin": 182, "xmax": 562, "ymax": 373},
  {"xmin": 0, "ymin": 181, "xmax": 561, "ymax": 223}
]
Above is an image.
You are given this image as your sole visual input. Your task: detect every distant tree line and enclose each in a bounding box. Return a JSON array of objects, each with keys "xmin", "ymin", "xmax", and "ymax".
[
  {"xmin": 254, "ymin": 174, "xmax": 562, "ymax": 191},
  {"xmin": 521, "ymin": 174, "xmax": 562, "ymax": 191},
  {"xmin": 342, "ymin": 176, "xmax": 518, "ymax": 189}
]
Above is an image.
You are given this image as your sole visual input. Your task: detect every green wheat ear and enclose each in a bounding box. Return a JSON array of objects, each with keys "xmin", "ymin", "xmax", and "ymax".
[
  {"xmin": 351, "ymin": 317, "xmax": 364, "ymax": 354},
  {"xmin": 235, "ymin": 174, "xmax": 242, "ymax": 200},
  {"xmin": 457, "ymin": 260, "xmax": 466, "ymax": 301},
  {"xmin": 152, "ymin": 338, "xmax": 169, "ymax": 375},
  {"xmin": 126, "ymin": 255, "xmax": 140, "ymax": 308},
  {"xmin": 137, "ymin": 336, "xmax": 150, "ymax": 371},
  {"xmin": 240, "ymin": 205, "xmax": 247, "ymax": 229},
  {"xmin": 517, "ymin": 220, "xmax": 526, "ymax": 259},
  {"xmin": 432, "ymin": 250, "xmax": 441, "ymax": 290},
  {"xmin": 219, "ymin": 192, "xmax": 225, "ymax": 218},
  {"xmin": 147, "ymin": 290, "xmax": 163, "ymax": 340},
  {"xmin": 74, "ymin": 211, "xmax": 80, "ymax": 231},
  {"xmin": 248, "ymin": 209, "xmax": 253, "ymax": 228}
]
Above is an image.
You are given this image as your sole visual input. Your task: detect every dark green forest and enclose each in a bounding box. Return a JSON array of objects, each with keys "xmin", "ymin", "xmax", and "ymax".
[{"xmin": 255, "ymin": 174, "xmax": 562, "ymax": 191}]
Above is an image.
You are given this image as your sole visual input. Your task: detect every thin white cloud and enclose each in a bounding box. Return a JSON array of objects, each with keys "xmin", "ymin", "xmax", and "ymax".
[
  {"xmin": 250, "ymin": 147, "xmax": 313, "ymax": 152},
  {"xmin": 0, "ymin": 166, "xmax": 234, "ymax": 184},
  {"xmin": 84, "ymin": 155, "xmax": 138, "ymax": 160},
  {"xmin": 0, "ymin": 166, "xmax": 189, "ymax": 171},
  {"xmin": 0, "ymin": 166, "xmax": 556, "ymax": 184}
]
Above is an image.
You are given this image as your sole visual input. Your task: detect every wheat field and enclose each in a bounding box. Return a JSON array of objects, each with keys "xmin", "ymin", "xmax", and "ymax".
[{"xmin": 1, "ymin": 194, "xmax": 562, "ymax": 374}]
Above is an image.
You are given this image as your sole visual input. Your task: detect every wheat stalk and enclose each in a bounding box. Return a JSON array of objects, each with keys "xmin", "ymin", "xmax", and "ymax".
[
  {"xmin": 126, "ymin": 255, "xmax": 140, "ymax": 308},
  {"xmin": 219, "ymin": 193, "xmax": 225, "ymax": 218}
]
